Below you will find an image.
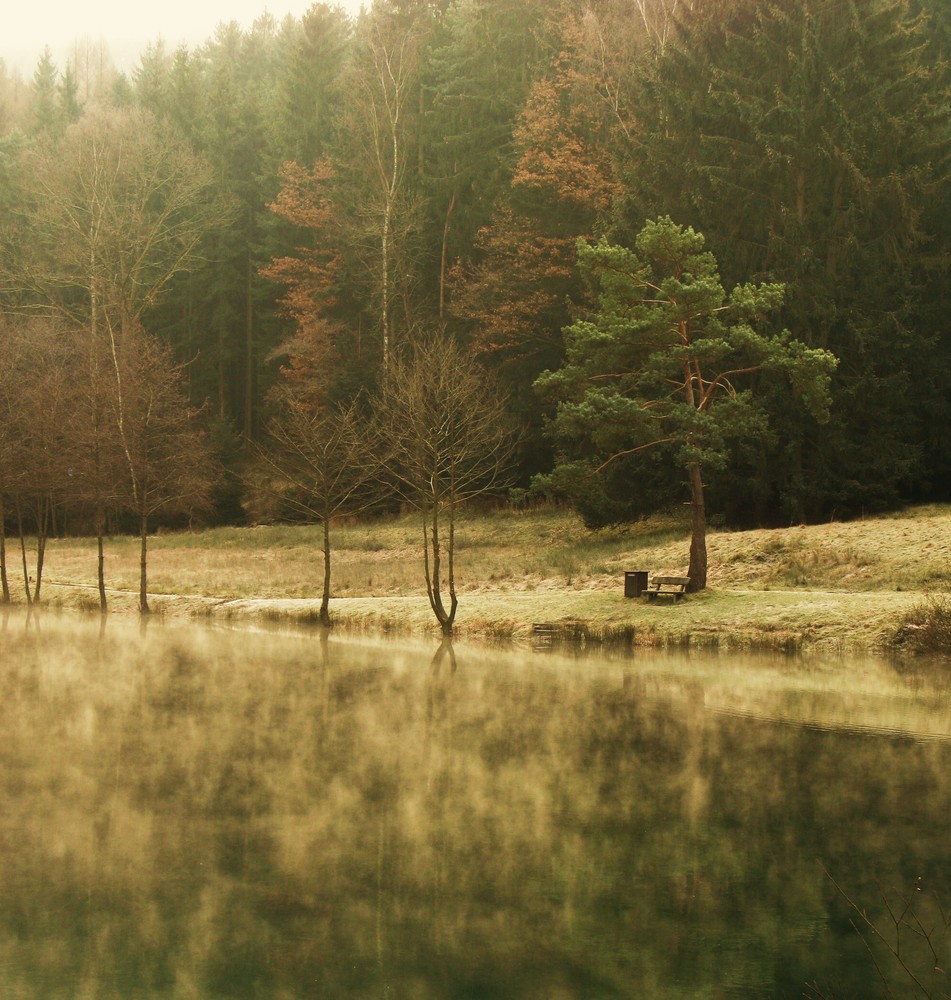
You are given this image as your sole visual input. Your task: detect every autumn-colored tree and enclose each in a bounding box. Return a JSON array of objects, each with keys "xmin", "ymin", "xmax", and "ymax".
[
  {"xmin": 448, "ymin": 8, "xmax": 632, "ymax": 474},
  {"xmin": 425, "ymin": 0, "xmax": 551, "ymax": 318},
  {"xmin": 261, "ymin": 158, "xmax": 345, "ymax": 410},
  {"xmin": 0, "ymin": 0, "xmax": 944, "ymax": 531},
  {"xmin": 71, "ymin": 332, "xmax": 129, "ymax": 612},
  {"xmin": 450, "ymin": 205, "xmax": 577, "ymax": 371},
  {"xmin": 510, "ymin": 14, "xmax": 627, "ymax": 220},
  {"xmin": 453, "ymin": 6, "xmax": 631, "ymax": 366},
  {"xmin": 0, "ymin": 106, "xmax": 224, "ymax": 605},
  {"xmin": 0, "ymin": 317, "xmax": 83, "ymax": 604}
]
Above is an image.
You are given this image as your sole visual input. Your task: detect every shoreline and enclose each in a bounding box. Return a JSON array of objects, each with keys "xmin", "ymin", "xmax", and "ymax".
[
  {"xmin": 23, "ymin": 579, "xmax": 928, "ymax": 654},
  {"xmin": 11, "ymin": 502, "xmax": 950, "ymax": 656}
]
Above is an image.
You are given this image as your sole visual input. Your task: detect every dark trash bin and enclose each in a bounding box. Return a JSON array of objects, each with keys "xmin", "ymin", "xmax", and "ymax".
[{"xmin": 624, "ymin": 571, "xmax": 649, "ymax": 598}]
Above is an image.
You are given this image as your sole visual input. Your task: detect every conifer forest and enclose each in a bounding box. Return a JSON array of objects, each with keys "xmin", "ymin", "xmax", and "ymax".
[{"xmin": 0, "ymin": 0, "xmax": 949, "ymax": 542}]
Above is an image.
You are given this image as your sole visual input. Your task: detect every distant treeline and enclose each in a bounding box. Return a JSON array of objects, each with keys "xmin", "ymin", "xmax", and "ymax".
[{"xmin": 1, "ymin": 0, "xmax": 949, "ymax": 527}]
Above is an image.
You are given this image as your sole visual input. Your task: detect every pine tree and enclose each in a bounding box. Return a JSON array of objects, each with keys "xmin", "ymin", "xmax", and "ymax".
[{"xmin": 536, "ymin": 218, "xmax": 836, "ymax": 588}]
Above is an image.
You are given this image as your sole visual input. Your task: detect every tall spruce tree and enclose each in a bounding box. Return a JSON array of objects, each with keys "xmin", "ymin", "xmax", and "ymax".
[
  {"xmin": 425, "ymin": 0, "xmax": 551, "ymax": 316},
  {"xmin": 273, "ymin": 3, "xmax": 351, "ymax": 164},
  {"xmin": 29, "ymin": 49, "xmax": 59, "ymax": 136},
  {"xmin": 628, "ymin": 0, "xmax": 951, "ymax": 521}
]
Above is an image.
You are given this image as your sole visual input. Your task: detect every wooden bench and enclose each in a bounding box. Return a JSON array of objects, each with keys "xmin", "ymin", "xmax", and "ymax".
[{"xmin": 645, "ymin": 575, "xmax": 690, "ymax": 601}]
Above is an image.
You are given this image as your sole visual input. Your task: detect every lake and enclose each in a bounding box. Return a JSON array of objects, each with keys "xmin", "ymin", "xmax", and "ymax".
[{"xmin": 1, "ymin": 610, "xmax": 949, "ymax": 999}]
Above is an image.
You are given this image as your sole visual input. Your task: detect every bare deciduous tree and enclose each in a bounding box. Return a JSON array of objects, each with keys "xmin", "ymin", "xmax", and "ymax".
[
  {"xmin": 254, "ymin": 391, "xmax": 381, "ymax": 626},
  {"xmin": 112, "ymin": 329, "xmax": 218, "ymax": 614},
  {"xmin": 377, "ymin": 334, "xmax": 516, "ymax": 637},
  {"xmin": 12, "ymin": 106, "xmax": 222, "ymax": 334},
  {"xmin": 0, "ymin": 106, "xmax": 226, "ymax": 610},
  {"xmin": 342, "ymin": 8, "xmax": 425, "ymax": 366},
  {"xmin": 0, "ymin": 316, "xmax": 83, "ymax": 604}
]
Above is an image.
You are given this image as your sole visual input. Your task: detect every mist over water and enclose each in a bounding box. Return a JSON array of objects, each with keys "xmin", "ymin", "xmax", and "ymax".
[{"xmin": 1, "ymin": 611, "xmax": 949, "ymax": 999}]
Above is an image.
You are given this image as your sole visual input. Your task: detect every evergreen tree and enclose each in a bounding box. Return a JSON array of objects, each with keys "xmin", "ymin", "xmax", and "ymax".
[
  {"xmin": 165, "ymin": 46, "xmax": 208, "ymax": 146},
  {"xmin": 425, "ymin": 0, "xmax": 552, "ymax": 317},
  {"xmin": 132, "ymin": 42, "xmax": 171, "ymax": 116},
  {"xmin": 58, "ymin": 65, "xmax": 83, "ymax": 126},
  {"xmin": 147, "ymin": 21, "xmax": 287, "ymax": 440},
  {"xmin": 536, "ymin": 218, "xmax": 836, "ymax": 588},
  {"xmin": 29, "ymin": 49, "xmax": 59, "ymax": 135},
  {"xmin": 446, "ymin": 4, "xmax": 630, "ymax": 477},
  {"xmin": 628, "ymin": 0, "xmax": 951, "ymax": 520},
  {"xmin": 273, "ymin": 3, "xmax": 351, "ymax": 164}
]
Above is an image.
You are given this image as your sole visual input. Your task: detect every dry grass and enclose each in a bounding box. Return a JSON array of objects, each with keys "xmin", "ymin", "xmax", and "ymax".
[
  {"xmin": 892, "ymin": 595, "xmax": 951, "ymax": 654},
  {"xmin": 26, "ymin": 503, "xmax": 951, "ymax": 651}
]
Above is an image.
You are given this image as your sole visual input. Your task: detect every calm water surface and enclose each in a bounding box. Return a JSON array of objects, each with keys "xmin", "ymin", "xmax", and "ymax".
[{"xmin": 1, "ymin": 610, "xmax": 950, "ymax": 999}]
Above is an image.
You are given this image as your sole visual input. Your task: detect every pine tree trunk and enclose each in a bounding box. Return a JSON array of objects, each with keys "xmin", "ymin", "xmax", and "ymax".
[{"xmin": 687, "ymin": 460, "xmax": 707, "ymax": 592}]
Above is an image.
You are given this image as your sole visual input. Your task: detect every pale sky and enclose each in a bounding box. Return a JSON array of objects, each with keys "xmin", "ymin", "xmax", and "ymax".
[{"xmin": 3, "ymin": 0, "xmax": 366, "ymax": 76}]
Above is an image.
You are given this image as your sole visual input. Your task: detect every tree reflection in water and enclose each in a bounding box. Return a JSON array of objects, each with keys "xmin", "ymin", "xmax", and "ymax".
[{"xmin": 0, "ymin": 612, "xmax": 948, "ymax": 999}]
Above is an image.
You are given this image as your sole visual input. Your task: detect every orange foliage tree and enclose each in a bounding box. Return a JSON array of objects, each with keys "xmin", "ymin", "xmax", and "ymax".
[
  {"xmin": 450, "ymin": 10, "xmax": 630, "ymax": 370},
  {"xmin": 261, "ymin": 159, "xmax": 345, "ymax": 410}
]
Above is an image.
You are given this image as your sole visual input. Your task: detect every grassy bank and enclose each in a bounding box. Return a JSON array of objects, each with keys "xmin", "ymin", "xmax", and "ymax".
[{"xmin": 25, "ymin": 503, "xmax": 951, "ymax": 652}]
